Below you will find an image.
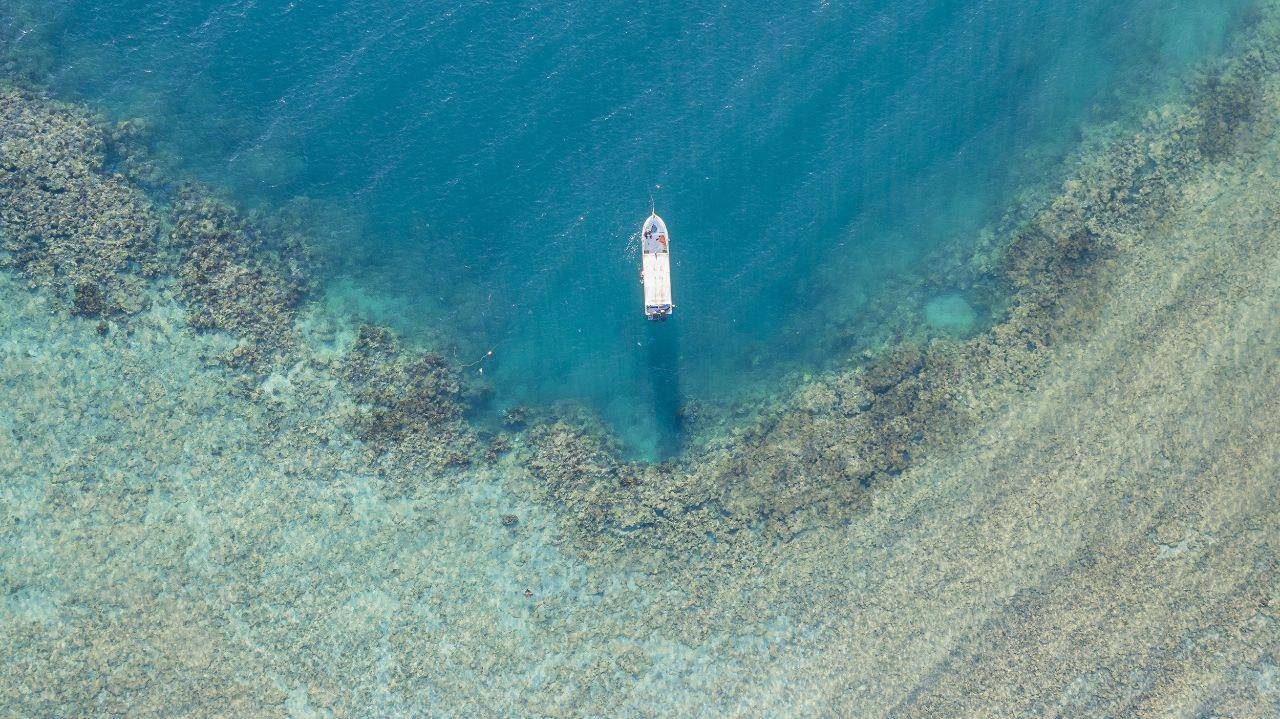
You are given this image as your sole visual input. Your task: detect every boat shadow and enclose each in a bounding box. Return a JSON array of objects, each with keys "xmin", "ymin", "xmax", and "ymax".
[{"xmin": 643, "ymin": 319, "xmax": 685, "ymax": 459}]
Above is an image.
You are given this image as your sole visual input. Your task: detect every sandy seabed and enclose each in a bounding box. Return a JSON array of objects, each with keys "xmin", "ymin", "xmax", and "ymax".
[{"xmin": 1, "ymin": 5, "xmax": 1279, "ymax": 718}]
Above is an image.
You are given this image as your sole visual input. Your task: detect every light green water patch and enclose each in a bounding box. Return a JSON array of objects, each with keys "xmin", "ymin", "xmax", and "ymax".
[{"xmin": 924, "ymin": 293, "xmax": 979, "ymax": 337}]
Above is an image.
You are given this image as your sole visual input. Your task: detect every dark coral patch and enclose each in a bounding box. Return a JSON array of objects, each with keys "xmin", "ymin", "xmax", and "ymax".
[
  {"xmin": 169, "ymin": 187, "xmax": 312, "ymax": 365},
  {"xmin": 71, "ymin": 281, "xmax": 111, "ymax": 316},
  {"xmin": 0, "ymin": 86, "xmax": 159, "ymax": 313},
  {"xmin": 1195, "ymin": 50, "xmax": 1267, "ymax": 160},
  {"xmin": 341, "ymin": 325, "xmax": 478, "ymax": 470}
]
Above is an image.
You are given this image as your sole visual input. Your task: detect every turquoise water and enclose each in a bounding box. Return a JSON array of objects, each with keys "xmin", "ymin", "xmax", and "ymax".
[
  {"xmin": 4, "ymin": 2, "xmax": 1278, "ymax": 715},
  {"xmin": 1, "ymin": 0, "xmax": 1252, "ymax": 453}
]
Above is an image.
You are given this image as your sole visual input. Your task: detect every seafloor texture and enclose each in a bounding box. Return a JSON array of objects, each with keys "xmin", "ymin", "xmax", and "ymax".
[{"xmin": 2, "ymin": 6, "xmax": 1280, "ymax": 719}]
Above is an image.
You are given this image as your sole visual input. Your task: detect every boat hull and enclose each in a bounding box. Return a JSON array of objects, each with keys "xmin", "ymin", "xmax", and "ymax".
[{"xmin": 641, "ymin": 213, "xmax": 674, "ymax": 319}]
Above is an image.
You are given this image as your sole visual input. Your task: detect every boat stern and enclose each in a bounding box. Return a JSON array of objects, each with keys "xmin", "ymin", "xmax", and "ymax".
[{"xmin": 645, "ymin": 303, "xmax": 673, "ymax": 320}]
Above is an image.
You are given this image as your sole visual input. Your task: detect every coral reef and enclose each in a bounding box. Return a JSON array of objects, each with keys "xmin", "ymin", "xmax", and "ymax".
[
  {"xmin": 0, "ymin": 85, "xmax": 159, "ymax": 314},
  {"xmin": 526, "ymin": 420, "xmax": 632, "ymax": 542},
  {"xmin": 9, "ymin": 20, "xmax": 1269, "ymax": 564},
  {"xmin": 104, "ymin": 116, "xmax": 166, "ymax": 188},
  {"xmin": 1196, "ymin": 46, "xmax": 1269, "ymax": 159},
  {"xmin": 70, "ymin": 280, "xmax": 109, "ymax": 316},
  {"xmin": 0, "ymin": 83, "xmax": 310, "ymax": 357},
  {"xmin": 341, "ymin": 324, "xmax": 479, "ymax": 471},
  {"xmin": 1, "ymin": 4, "xmax": 1279, "ymax": 715},
  {"xmin": 170, "ymin": 186, "xmax": 313, "ymax": 366},
  {"xmin": 515, "ymin": 9, "xmax": 1280, "ymax": 560}
]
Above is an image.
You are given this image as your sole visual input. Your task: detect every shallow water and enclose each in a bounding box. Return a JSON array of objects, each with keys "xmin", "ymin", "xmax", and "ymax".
[{"xmin": 0, "ymin": 0, "xmax": 1255, "ymax": 453}]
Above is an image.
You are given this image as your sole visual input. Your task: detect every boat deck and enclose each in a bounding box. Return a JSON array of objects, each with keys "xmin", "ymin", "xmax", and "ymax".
[
  {"xmin": 641, "ymin": 213, "xmax": 673, "ymax": 315},
  {"xmin": 643, "ymin": 252, "xmax": 672, "ymax": 306},
  {"xmin": 642, "ymin": 230, "xmax": 667, "ymax": 254}
]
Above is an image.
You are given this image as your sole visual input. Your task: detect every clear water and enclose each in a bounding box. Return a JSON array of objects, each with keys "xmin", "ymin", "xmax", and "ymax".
[
  {"xmin": 2, "ymin": 0, "xmax": 1252, "ymax": 454},
  {"xmin": 4, "ymin": 2, "xmax": 1276, "ymax": 715}
]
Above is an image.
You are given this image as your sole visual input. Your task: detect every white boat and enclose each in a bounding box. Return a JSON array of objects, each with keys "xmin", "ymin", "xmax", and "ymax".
[{"xmin": 640, "ymin": 212, "xmax": 674, "ymax": 320}]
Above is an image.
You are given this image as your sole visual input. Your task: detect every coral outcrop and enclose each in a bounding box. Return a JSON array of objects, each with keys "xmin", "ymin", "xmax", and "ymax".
[
  {"xmin": 0, "ymin": 85, "xmax": 159, "ymax": 314},
  {"xmin": 170, "ymin": 186, "xmax": 313, "ymax": 366},
  {"xmin": 341, "ymin": 324, "xmax": 478, "ymax": 471}
]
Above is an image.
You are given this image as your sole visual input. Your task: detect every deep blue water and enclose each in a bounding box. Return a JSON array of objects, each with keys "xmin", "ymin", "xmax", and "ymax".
[{"xmin": 1, "ymin": 1, "xmax": 1254, "ymax": 454}]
